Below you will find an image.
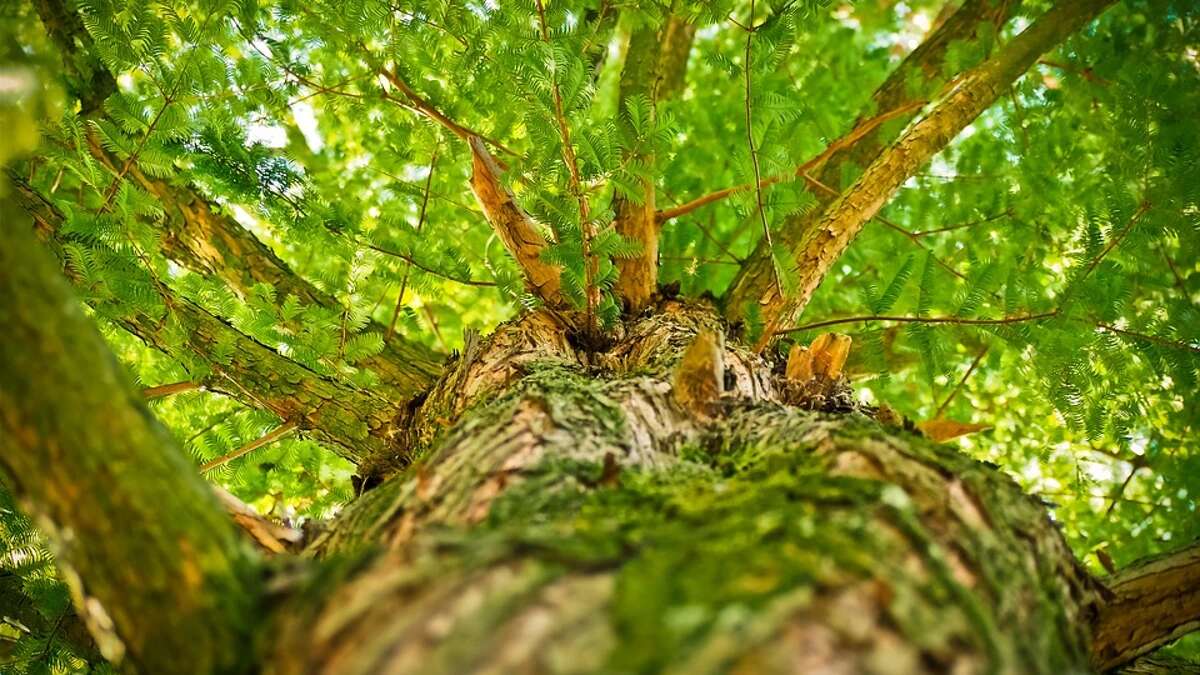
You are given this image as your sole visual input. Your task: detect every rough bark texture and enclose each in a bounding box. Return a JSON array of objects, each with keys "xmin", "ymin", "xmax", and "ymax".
[
  {"xmin": 612, "ymin": 13, "xmax": 696, "ymax": 312},
  {"xmin": 1093, "ymin": 542, "xmax": 1200, "ymax": 671},
  {"xmin": 250, "ymin": 298, "xmax": 1113, "ymax": 675},
  {"xmin": 468, "ymin": 136, "xmax": 565, "ymax": 307},
  {"xmin": 0, "ymin": 203, "xmax": 259, "ymax": 674},
  {"xmin": 722, "ymin": 0, "xmax": 1016, "ymax": 323}
]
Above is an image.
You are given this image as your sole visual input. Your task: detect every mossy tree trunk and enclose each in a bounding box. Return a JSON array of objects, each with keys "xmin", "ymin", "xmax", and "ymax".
[
  {"xmin": 6, "ymin": 0, "xmax": 1200, "ymax": 671},
  {"xmin": 5, "ymin": 177, "xmax": 1200, "ymax": 674},
  {"xmin": 261, "ymin": 299, "xmax": 1102, "ymax": 675}
]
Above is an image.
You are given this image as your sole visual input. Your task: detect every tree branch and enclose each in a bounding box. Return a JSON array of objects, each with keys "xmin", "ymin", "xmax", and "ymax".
[
  {"xmin": 1092, "ymin": 540, "xmax": 1200, "ymax": 671},
  {"xmin": 723, "ymin": 0, "xmax": 1021, "ymax": 322},
  {"xmin": 749, "ymin": 0, "xmax": 1117, "ymax": 349},
  {"xmin": 387, "ymin": 148, "xmax": 439, "ymax": 342},
  {"xmin": 201, "ymin": 421, "xmax": 299, "ymax": 473},
  {"xmin": 141, "ymin": 380, "xmax": 200, "ymax": 400},
  {"xmin": 467, "ymin": 136, "xmax": 565, "ymax": 307},
  {"xmin": 776, "ymin": 310, "xmax": 1061, "ymax": 335},
  {"xmin": 657, "ymin": 100, "xmax": 926, "ymax": 223},
  {"xmin": 612, "ymin": 9, "xmax": 696, "ymax": 311},
  {"xmin": 29, "ymin": 0, "xmax": 442, "ymax": 401},
  {"xmin": 536, "ymin": 0, "xmax": 598, "ymax": 331},
  {"xmin": 16, "ymin": 185, "xmax": 397, "ymax": 463},
  {"xmin": 0, "ymin": 202, "xmax": 259, "ymax": 674}
]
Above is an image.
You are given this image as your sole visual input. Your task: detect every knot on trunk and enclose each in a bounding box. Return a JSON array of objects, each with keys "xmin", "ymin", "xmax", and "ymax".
[{"xmin": 673, "ymin": 329, "xmax": 725, "ymax": 418}]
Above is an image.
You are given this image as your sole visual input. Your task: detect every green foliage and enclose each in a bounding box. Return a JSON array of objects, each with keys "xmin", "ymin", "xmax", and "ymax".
[{"xmin": 3, "ymin": 0, "xmax": 1199, "ymax": 669}]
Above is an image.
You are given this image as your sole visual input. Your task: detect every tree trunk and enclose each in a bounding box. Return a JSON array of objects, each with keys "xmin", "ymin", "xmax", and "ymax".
[
  {"xmin": 8, "ymin": 179, "xmax": 1198, "ymax": 674},
  {"xmin": 260, "ymin": 301, "xmax": 1106, "ymax": 675}
]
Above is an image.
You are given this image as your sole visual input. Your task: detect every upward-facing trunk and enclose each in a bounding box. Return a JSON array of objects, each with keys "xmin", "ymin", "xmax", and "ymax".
[
  {"xmin": 262, "ymin": 300, "xmax": 1107, "ymax": 675},
  {"xmin": 5, "ymin": 217, "xmax": 1195, "ymax": 672}
]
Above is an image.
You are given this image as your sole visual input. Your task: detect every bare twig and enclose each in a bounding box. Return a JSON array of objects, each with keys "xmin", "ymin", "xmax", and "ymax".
[
  {"xmin": 1077, "ymin": 202, "xmax": 1151, "ymax": 283},
  {"xmin": 657, "ymin": 100, "xmax": 926, "ymax": 223},
  {"xmin": 741, "ymin": 0, "xmax": 782, "ymax": 295},
  {"xmin": 934, "ymin": 346, "xmax": 988, "ymax": 419},
  {"xmin": 912, "ymin": 208, "xmax": 1013, "ymax": 237},
  {"xmin": 142, "ymin": 381, "xmax": 201, "ymax": 400},
  {"xmin": 776, "ymin": 310, "xmax": 1061, "ymax": 335},
  {"xmin": 536, "ymin": 0, "xmax": 598, "ymax": 333},
  {"xmin": 200, "ymin": 421, "xmax": 298, "ymax": 473},
  {"xmin": 387, "ymin": 149, "xmax": 439, "ymax": 342}
]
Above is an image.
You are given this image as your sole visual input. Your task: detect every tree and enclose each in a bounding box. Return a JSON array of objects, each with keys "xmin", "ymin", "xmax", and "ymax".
[{"xmin": 2, "ymin": 0, "xmax": 1199, "ymax": 672}]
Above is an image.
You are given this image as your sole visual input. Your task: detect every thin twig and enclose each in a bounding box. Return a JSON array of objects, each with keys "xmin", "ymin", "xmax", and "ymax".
[
  {"xmin": 1095, "ymin": 321, "xmax": 1200, "ymax": 355},
  {"xmin": 912, "ymin": 208, "xmax": 1013, "ymax": 237},
  {"xmin": 1077, "ymin": 202, "xmax": 1151, "ymax": 283},
  {"xmin": 799, "ymin": 171, "xmax": 971, "ymax": 284},
  {"xmin": 741, "ymin": 0, "xmax": 782, "ymax": 295},
  {"xmin": 388, "ymin": 148, "xmax": 439, "ymax": 342},
  {"xmin": 365, "ymin": 243, "xmax": 495, "ymax": 287},
  {"xmin": 776, "ymin": 310, "xmax": 1061, "ymax": 335},
  {"xmin": 200, "ymin": 421, "xmax": 298, "ymax": 473},
  {"xmin": 536, "ymin": 0, "xmax": 598, "ymax": 334},
  {"xmin": 377, "ymin": 66, "xmax": 516, "ymax": 157},
  {"xmin": 934, "ymin": 346, "xmax": 988, "ymax": 419},
  {"xmin": 656, "ymin": 100, "xmax": 926, "ymax": 223}
]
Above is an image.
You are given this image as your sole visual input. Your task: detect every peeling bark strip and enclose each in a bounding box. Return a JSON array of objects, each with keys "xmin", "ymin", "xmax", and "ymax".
[
  {"xmin": 613, "ymin": 12, "xmax": 696, "ymax": 312},
  {"xmin": 468, "ymin": 136, "xmax": 565, "ymax": 307},
  {"xmin": 0, "ymin": 207, "xmax": 258, "ymax": 675},
  {"xmin": 750, "ymin": 0, "xmax": 1116, "ymax": 345},
  {"xmin": 724, "ymin": 0, "xmax": 1020, "ymax": 322},
  {"xmin": 1092, "ymin": 541, "xmax": 1200, "ymax": 671}
]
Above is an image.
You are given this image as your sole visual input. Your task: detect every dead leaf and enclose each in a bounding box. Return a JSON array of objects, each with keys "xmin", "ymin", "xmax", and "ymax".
[{"xmin": 917, "ymin": 419, "xmax": 991, "ymax": 442}]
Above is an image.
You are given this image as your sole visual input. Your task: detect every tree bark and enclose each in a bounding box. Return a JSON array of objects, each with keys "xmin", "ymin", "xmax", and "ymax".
[
  {"xmin": 612, "ymin": 12, "xmax": 696, "ymax": 312},
  {"xmin": 6, "ymin": 222, "xmax": 1198, "ymax": 671},
  {"xmin": 264, "ymin": 301, "xmax": 1110, "ymax": 674},
  {"xmin": 0, "ymin": 200, "xmax": 259, "ymax": 674}
]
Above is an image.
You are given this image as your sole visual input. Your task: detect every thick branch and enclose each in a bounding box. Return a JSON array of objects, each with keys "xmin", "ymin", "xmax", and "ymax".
[
  {"xmin": 612, "ymin": 11, "xmax": 696, "ymax": 311},
  {"xmin": 0, "ymin": 200, "xmax": 259, "ymax": 674},
  {"xmin": 31, "ymin": 0, "xmax": 440, "ymax": 401},
  {"xmin": 724, "ymin": 0, "xmax": 1020, "ymax": 322},
  {"xmin": 1092, "ymin": 541, "xmax": 1200, "ymax": 671},
  {"xmin": 15, "ymin": 184, "xmax": 396, "ymax": 462},
  {"xmin": 750, "ymin": 0, "xmax": 1116, "ymax": 347},
  {"xmin": 467, "ymin": 136, "xmax": 566, "ymax": 307}
]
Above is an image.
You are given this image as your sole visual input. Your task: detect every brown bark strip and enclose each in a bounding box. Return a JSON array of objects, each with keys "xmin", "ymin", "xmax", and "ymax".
[
  {"xmin": 752, "ymin": 0, "xmax": 1116, "ymax": 348},
  {"xmin": 212, "ymin": 487, "xmax": 304, "ymax": 554},
  {"xmin": 673, "ymin": 329, "xmax": 725, "ymax": 417},
  {"xmin": 141, "ymin": 380, "xmax": 200, "ymax": 400},
  {"xmin": 724, "ymin": 0, "xmax": 1020, "ymax": 322},
  {"xmin": 467, "ymin": 136, "xmax": 565, "ymax": 307},
  {"xmin": 1092, "ymin": 540, "xmax": 1200, "ymax": 671},
  {"xmin": 613, "ymin": 11, "xmax": 696, "ymax": 312}
]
